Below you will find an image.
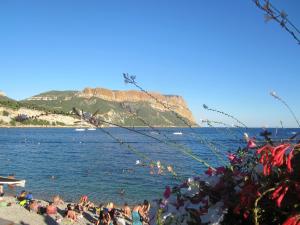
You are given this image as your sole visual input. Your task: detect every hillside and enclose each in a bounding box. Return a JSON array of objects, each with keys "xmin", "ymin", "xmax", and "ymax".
[{"xmin": 0, "ymin": 88, "xmax": 196, "ymax": 127}]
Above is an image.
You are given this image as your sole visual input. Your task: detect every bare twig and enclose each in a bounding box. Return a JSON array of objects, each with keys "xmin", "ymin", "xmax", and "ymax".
[
  {"xmin": 254, "ymin": 0, "xmax": 300, "ymax": 45},
  {"xmin": 270, "ymin": 91, "xmax": 300, "ymax": 128},
  {"xmin": 203, "ymin": 104, "xmax": 248, "ymax": 128},
  {"xmin": 123, "ymin": 73, "xmax": 228, "ymax": 166}
]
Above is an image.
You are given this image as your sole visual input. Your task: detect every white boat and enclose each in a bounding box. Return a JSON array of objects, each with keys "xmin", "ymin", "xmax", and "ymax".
[
  {"xmin": 75, "ymin": 128, "xmax": 86, "ymax": 131},
  {"xmin": 87, "ymin": 128, "xmax": 96, "ymax": 131},
  {"xmin": 75, "ymin": 114, "xmax": 86, "ymax": 131},
  {"xmin": 0, "ymin": 176, "xmax": 26, "ymax": 187},
  {"xmin": 173, "ymin": 131, "xmax": 183, "ymax": 135}
]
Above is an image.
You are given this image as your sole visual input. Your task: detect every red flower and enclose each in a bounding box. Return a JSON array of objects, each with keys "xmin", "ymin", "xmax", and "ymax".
[
  {"xmin": 283, "ymin": 214, "xmax": 300, "ymax": 225},
  {"xmin": 272, "ymin": 144, "xmax": 290, "ymax": 167},
  {"xmin": 234, "ymin": 182, "xmax": 260, "ymax": 217},
  {"xmin": 257, "ymin": 144, "xmax": 273, "ymax": 155},
  {"xmin": 257, "ymin": 143, "xmax": 297, "ymax": 175},
  {"xmin": 286, "ymin": 149, "xmax": 294, "ymax": 173},
  {"xmin": 163, "ymin": 186, "xmax": 171, "ymax": 199},
  {"xmin": 205, "ymin": 166, "xmax": 225, "ymax": 177},
  {"xmin": 295, "ymin": 182, "xmax": 300, "ymax": 200},
  {"xmin": 271, "ymin": 183, "xmax": 289, "ymax": 207},
  {"xmin": 216, "ymin": 166, "xmax": 226, "ymax": 175},
  {"xmin": 205, "ymin": 167, "xmax": 214, "ymax": 176},
  {"xmin": 263, "ymin": 163, "xmax": 271, "ymax": 176},
  {"xmin": 257, "ymin": 145, "xmax": 274, "ymax": 175}
]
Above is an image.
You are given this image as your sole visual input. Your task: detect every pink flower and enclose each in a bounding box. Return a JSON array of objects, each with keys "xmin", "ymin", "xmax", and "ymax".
[
  {"xmin": 227, "ymin": 153, "xmax": 241, "ymax": 164},
  {"xmin": 228, "ymin": 153, "xmax": 235, "ymax": 161},
  {"xmin": 247, "ymin": 139, "xmax": 257, "ymax": 148}
]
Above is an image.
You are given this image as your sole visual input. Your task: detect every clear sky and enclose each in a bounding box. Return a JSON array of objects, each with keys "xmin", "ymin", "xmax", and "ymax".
[{"xmin": 0, "ymin": 0, "xmax": 299, "ymax": 127}]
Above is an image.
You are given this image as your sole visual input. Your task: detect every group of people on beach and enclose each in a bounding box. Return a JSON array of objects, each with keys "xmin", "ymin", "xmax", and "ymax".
[
  {"xmin": 0, "ymin": 186, "xmax": 151, "ymax": 225},
  {"xmin": 95, "ymin": 200, "xmax": 150, "ymax": 225}
]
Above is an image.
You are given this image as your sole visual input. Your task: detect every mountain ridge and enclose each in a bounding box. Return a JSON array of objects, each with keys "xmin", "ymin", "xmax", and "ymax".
[{"xmin": 0, "ymin": 87, "xmax": 197, "ymax": 127}]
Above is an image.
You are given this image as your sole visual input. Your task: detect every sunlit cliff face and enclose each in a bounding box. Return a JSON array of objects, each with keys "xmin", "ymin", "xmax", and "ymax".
[{"xmin": 77, "ymin": 87, "xmax": 196, "ymax": 124}]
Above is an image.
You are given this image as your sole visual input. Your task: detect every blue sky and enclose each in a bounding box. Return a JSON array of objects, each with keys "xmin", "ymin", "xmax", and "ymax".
[{"xmin": 0, "ymin": 0, "xmax": 299, "ymax": 127}]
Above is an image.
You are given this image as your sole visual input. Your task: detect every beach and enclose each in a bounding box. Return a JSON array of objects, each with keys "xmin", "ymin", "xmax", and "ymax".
[{"xmin": 0, "ymin": 196, "xmax": 97, "ymax": 225}]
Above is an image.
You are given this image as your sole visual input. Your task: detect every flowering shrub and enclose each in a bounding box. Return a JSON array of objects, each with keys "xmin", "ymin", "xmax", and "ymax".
[{"xmin": 151, "ymin": 133, "xmax": 300, "ymax": 225}]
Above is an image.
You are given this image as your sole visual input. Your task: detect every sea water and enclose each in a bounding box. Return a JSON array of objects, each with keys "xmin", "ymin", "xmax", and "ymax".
[{"xmin": 0, "ymin": 127, "xmax": 298, "ymax": 205}]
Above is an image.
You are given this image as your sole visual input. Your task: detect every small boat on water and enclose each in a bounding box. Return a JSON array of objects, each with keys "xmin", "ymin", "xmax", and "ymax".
[
  {"xmin": 87, "ymin": 128, "xmax": 96, "ymax": 131},
  {"xmin": 173, "ymin": 131, "xmax": 183, "ymax": 135},
  {"xmin": 75, "ymin": 128, "xmax": 86, "ymax": 131},
  {"xmin": 0, "ymin": 176, "xmax": 26, "ymax": 187},
  {"xmin": 75, "ymin": 114, "xmax": 86, "ymax": 131}
]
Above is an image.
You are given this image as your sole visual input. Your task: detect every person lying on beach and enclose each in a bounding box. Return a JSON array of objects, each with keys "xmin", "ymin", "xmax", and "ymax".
[
  {"xmin": 66, "ymin": 204, "xmax": 78, "ymax": 222},
  {"xmin": 95, "ymin": 204, "xmax": 105, "ymax": 225},
  {"xmin": 77, "ymin": 195, "xmax": 95, "ymax": 212},
  {"xmin": 46, "ymin": 202, "xmax": 57, "ymax": 215},
  {"xmin": 16, "ymin": 190, "xmax": 27, "ymax": 201},
  {"xmin": 102, "ymin": 208, "xmax": 112, "ymax": 225},
  {"xmin": 96, "ymin": 203, "xmax": 116, "ymax": 225},
  {"xmin": 106, "ymin": 202, "xmax": 117, "ymax": 223},
  {"xmin": 29, "ymin": 200, "xmax": 40, "ymax": 213},
  {"xmin": 27, "ymin": 199, "xmax": 47, "ymax": 214},
  {"xmin": 53, "ymin": 195, "xmax": 64, "ymax": 206},
  {"xmin": 95, "ymin": 203, "xmax": 104, "ymax": 216},
  {"xmin": 114, "ymin": 208, "xmax": 130, "ymax": 225},
  {"xmin": 25, "ymin": 192, "xmax": 33, "ymax": 201}
]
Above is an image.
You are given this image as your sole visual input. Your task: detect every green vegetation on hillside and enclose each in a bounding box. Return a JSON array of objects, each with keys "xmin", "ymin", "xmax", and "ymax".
[
  {"xmin": 0, "ymin": 96, "xmax": 21, "ymax": 110},
  {"xmin": 0, "ymin": 90, "xmax": 193, "ymax": 127},
  {"xmin": 21, "ymin": 118, "xmax": 50, "ymax": 126},
  {"xmin": 10, "ymin": 118, "xmax": 51, "ymax": 126},
  {"xmin": 2, "ymin": 110, "xmax": 9, "ymax": 116}
]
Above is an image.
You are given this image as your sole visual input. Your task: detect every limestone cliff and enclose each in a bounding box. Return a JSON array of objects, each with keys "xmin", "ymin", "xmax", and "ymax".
[
  {"xmin": 0, "ymin": 91, "xmax": 6, "ymax": 96},
  {"xmin": 77, "ymin": 87, "xmax": 196, "ymax": 124}
]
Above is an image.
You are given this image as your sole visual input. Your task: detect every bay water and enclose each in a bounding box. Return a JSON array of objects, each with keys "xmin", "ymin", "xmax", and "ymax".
[{"xmin": 0, "ymin": 127, "xmax": 297, "ymax": 205}]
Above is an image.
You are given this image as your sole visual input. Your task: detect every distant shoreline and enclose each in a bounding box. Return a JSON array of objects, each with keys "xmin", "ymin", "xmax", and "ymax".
[
  {"xmin": 0, "ymin": 126, "xmax": 296, "ymax": 129},
  {"xmin": 0, "ymin": 125, "xmax": 200, "ymax": 128}
]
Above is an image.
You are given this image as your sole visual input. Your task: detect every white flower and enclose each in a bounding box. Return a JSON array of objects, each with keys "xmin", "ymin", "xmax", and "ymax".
[
  {"xmin": 243, "ymin": 133, "xmax": 249, "ymax": 141},
  {"xmin": 270, "ymin": 91, "xmax": 277, "ymax": 98},
  {"xmin": 188, "ymin": 177, "xmax": 194, "ymax": 183},
  {"xmin": 157, "ymin": 160, "xmax": 161, "ymax": 168}
]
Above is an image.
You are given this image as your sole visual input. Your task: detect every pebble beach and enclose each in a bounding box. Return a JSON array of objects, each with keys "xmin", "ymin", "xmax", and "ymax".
[{"xmin": 0, "ymin": 196, "xmax": 97, "ymax": 225}]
